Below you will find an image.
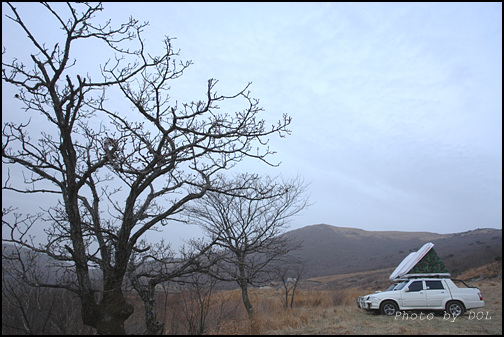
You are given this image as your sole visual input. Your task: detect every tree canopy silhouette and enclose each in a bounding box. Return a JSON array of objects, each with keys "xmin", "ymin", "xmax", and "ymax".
[{"xmin": 2, "ymin": 2, "xmax": 291, "ymax": 334}]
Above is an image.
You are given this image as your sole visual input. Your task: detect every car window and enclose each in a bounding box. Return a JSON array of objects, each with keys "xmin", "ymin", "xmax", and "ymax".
[
  {"xmin": 408, "ymin": 281, "xmax": 423, "ymax": 292},
  {"xmin": 395, "ymin": 282, "xmax": 408, "ymax": 290},
  {"xmin": 386, "ymin": 283, "xmax": 399, "ymax": 291},
  {"xmin": 426, "ymin": 280, "xmax": 444, "ymax": 290}
]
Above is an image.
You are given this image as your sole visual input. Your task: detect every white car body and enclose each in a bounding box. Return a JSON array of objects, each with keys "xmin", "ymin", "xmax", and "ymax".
[{"xmin": 357, "ymin": 278, "xmax": 484, "ymax": 316}]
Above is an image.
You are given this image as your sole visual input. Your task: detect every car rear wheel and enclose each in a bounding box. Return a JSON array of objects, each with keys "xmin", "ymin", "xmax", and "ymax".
[
  {"xmin": 380, "ymin": 301, "xmax": 398, "ymax": 316},
  {"xmin": 446, "ymin": 301, "xmax": 465, "ymax": 317}
]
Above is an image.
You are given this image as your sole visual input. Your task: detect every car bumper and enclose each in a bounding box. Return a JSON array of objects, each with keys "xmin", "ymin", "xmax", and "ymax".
[
  {"xmin": 465, "ymin": 300, "xmax": 485, "ymax": 310},
  {"xmin": 357, "ymin": 296, "xmax": 378, "ymax": 310}
]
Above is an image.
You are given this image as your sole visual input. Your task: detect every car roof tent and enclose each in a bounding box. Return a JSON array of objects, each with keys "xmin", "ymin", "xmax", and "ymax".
[{"xmin": 389, "ymin": 242, "xmax": 450, "ymax": 282}]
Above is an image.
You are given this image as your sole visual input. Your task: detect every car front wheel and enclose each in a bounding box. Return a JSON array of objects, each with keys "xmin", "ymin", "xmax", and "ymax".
[{"xmin": 380, "ymin": 301, "xmax": 398, "ymax": 316}]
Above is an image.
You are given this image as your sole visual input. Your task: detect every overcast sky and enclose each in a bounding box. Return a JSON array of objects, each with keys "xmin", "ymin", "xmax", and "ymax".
[{"xmin": 2, "ymin": 2, "xmax": 502, "ymax": 249}]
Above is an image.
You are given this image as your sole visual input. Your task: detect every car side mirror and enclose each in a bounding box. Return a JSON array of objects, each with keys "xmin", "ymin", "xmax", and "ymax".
[{"xmin": 404, "ymin": 287, "xmax": 409, "ymax": 292}]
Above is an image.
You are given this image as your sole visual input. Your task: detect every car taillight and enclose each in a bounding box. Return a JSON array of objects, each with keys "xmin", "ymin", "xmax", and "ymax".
[{"xmin": 478, "ymin": 292, "xmax": 483, "ymax": 301}]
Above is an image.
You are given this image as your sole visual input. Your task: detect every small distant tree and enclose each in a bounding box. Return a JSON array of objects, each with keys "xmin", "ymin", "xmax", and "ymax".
[
  {"xmin": 274, "ymin": 258, "xmax": 307, "ymax": 308},
  {"xmin": 126, "ymin": 239, "xmax": 218, "ymax": 335},
  {"xmin": 2, "ymin": 245, "xmax": 57, "ymax": 335},
  {"xmin": 2, "ymin": 243, "xmax": 91, "ymax": 334},
  {"xmin": 186, "ymin": 175, "xmax": 308, "ymax": 321},
  {"xmin": 177, "ymin": 272, "xmax": 218, "ymax": 335}
]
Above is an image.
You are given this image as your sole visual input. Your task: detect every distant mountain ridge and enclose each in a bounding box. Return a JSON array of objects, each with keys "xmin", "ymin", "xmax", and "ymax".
[
  {"xmin": 3, "ymin": 224, "xmax": 501, "ymax": 286},
  {"xmin": 284, "ymin": 224, "xmax": 502, "ymax": 278}
]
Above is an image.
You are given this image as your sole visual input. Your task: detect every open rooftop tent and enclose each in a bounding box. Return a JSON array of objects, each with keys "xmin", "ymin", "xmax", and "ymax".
[{"xmin": 389, "ymin": 242, "xmax": 450, "ymax": 281}]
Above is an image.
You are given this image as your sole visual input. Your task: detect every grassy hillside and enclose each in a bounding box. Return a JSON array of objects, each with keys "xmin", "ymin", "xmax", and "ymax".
[{"xmin": 284, "ymin": 224, "xmax": 502, "ymax": 278}]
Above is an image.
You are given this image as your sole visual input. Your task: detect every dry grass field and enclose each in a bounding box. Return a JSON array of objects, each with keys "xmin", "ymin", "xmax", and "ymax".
[
  {"xmin": 261, "ymin": 280, "xmax": 501, "ymax": 335},
  {"xmin": 120, "ymin": 261, "xmax": 501, "ymax": 334},
  {"xmin": 199, "ymin": 262, "xmax": 502, "ymax": 335},
  {"xmin": 201, "ymin": 279, "xmax": 501, "ymax": 335}
]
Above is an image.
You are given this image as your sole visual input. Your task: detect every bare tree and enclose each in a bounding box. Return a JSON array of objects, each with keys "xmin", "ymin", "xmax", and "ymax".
[
  {"xmin": 177, "ymin": 271, "xmax": 218, "ymax": 335},
  {"xmin": 126, "ymin": 239, "xmax": 218, "ymax": 335},
  {"xmin": 274, "ymin": 258, "xmax": 307, "ymax": 308},
  {"xmin": 186, "ymin": 175, "xmax": 308, "ymax": 321},
  {"xmin": 2, "ymin": 3, "xmax": 291, "ymax": 334},
  {"xmin": 2, "ymin": 242, "xmax": 92, "ymax": 335},
  {"xmin": 2, "ymin": 244, "xmax": 57, "ymax": 335}
]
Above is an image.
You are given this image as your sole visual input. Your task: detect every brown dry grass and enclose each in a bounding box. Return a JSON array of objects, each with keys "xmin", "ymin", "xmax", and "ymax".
[
  {"xmin": 205, "ymin": 276, "xmax": 502, "ymax": 335},
  {"xmin": 139, "ymin": 261, "xmax": 501, "ymax": 334},
  {"xmin": 456, "ymin": 261, "xmax": 502, "ymax": 280}
]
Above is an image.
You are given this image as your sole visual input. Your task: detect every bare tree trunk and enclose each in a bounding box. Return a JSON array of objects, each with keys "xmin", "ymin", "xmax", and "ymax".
[
  {"xmin": 290, "ymin": 278, "xmax": 300, "ymax": 309},
  {"xmin": 98, "ymin": 280, "xmax": 134, "ymax": 335},
  {"xmin": 239, "ymin": 284, "xmax": 254, "ymax": 318},
  {"xmin": 238, "ymin": 281, "xmax": 257, "ymax": 334},
  {"xmin": 65, "ymin": 189, "xmax": 134, "ymax": 334},
  {"xmin": 237, "ymin": 260, "xmax": 256, "ymax": 333},
  {"xmin": 130, "ymin": 279, "xmax": 164, "ymax": 335},
  {"xmin": 80, "ymin": 276, "xmax": 132, "ymax": 335},
  {"xmin": 284, "ymin": 282, "xmax": 290, "ymax": 308},
  {"xmin": 236, "ymin": 255, "xmax": 254, "ymax": 319},
  {"xmin": 79, "ymin": 273, "xmax": 134, "ymax": 335}
]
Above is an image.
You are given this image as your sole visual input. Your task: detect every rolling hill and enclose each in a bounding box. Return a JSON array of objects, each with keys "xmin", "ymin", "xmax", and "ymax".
[
  {"xmin": 3, "ymin": 224, "xmax": 501, "ymax": 289},
  {"xmin": 283, "ymin": 224, "xmax": 502, "ymax": 279}
]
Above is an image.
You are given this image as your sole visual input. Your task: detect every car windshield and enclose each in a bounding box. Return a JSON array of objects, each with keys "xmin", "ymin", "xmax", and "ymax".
[
  {"xmin": 385, "ymin": 283, "xmax": 399, "ymax": 291},
  {"xmin": 394, "ymin": 282, "xmax": 408, "ymax": 290}
]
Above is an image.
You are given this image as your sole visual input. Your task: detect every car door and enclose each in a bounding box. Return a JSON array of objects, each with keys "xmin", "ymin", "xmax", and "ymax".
[
  {"xmin": 401, "ymin": 280, "xmax": 428, "ymax": 308},
  {"xmin": 425, "ymin": 280, "xmax": 447, "ymax": 308}
]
